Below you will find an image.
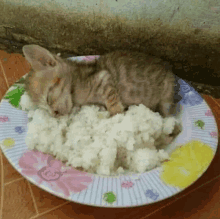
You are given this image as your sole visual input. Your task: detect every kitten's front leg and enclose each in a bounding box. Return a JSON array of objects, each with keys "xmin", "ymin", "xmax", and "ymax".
[
  {"xmin": 97, "ymin": 71, "xmax": 125, "ymax": 116},
  {"xmin": 104, "ymin": 86, "xmax": 125, "ymax": 116}
]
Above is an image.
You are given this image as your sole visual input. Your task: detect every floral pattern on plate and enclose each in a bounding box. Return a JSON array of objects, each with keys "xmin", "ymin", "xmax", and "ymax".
[
  {"xmin": 178, "ymin": 79, "xmax": 203, "ymax": 106},
  {"xmin": 18, "ymin": 150, "xmax": 93, "ymax": 197},
  {"xmin": 160, "ymin": 140, "xmax": 214, "ymax": 189},
  {"xmin": 1, "ymin": 138, "xmax": 15, "ymax": 150},
  {"xmin": 121, "ymin": 181, "xmax": 134, "ymax": 189}
]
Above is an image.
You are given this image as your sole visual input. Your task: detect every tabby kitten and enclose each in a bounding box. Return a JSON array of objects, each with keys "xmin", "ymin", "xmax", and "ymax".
[{"xmin": 23, "ymin": 45, "xmax": 177, "ymax": 120}]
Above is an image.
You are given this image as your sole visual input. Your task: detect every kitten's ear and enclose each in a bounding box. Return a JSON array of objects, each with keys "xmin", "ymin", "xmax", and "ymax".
[{"xmin": 22, "ymin": 45, "xmax": 57, "ymax": 72}]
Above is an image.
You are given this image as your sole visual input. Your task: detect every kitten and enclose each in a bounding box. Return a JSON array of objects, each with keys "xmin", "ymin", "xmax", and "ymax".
[
  {"xmin": 23, "ymin": 45, "xmax": 177, "ymax": 119},
  {"xmin": 23, "ymin": 45, "xmax": 182, "ymax": 145}
]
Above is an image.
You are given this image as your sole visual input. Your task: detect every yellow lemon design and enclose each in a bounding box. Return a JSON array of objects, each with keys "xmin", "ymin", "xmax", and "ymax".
[
  {"xmin": 2, "ymin": 138, "xmax": 15, "ymax": 149},
  {"xmin": 161, "ymin": 140, "xmax": 214, "ymax": 189}
]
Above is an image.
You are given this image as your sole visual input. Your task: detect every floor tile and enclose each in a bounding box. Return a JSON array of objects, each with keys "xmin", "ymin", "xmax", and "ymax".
[
  {"xmin": 18, "ymin": 55, "xmax": 31, "ymax": 73},
  {"xmin": 1, "ymin": 52, "xmax": 29, "ymax": 87},
  {"xmin": 2, "ymin": 152, "xmax": 23, "ymax": 184},
  {"xmin": 146, "ymin": 177, "xmax": 220, "ymax": 219},
  {"xmin": 0, "ymin": 62, "xmax": 9, "ymax": 100},
  {"xmin": 34, "ymin": 202, "xmax": 95, "ymax": 219},
  {"xmin": 0, "ymin": 150, "xmax": 3, "ymax": 211},
  {"xmin": 0, "ymin": 50, "xmax": 10, "ymax": 62},
  {"xmin": 30, "ymin": 183, "xmax": 68, "ymax": 214},
  {"xmin": 203, "ymin": 95, "xmax": 220, "ymax": 128},
  {"xmin": 35, "ymin": 195, "xmax": 179, "ymax": 219},
  {"xmin": 2, "ymin": 178, "xmax": 37, "ymax": 219},
  {"xmin": 213, "ymin": 98, "xmax": 220, "ymax": 107}
]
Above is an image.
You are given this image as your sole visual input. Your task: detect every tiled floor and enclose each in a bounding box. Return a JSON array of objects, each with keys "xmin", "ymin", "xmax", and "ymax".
[{"xmin": 0, "ymin": 50, "xmax": 220, "ymax": 219}]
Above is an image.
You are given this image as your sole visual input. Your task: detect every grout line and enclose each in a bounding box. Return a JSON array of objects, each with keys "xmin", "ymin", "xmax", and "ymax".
[
  {"xmin": 4, "ymin": 177, "xmax": 23, "ymax": 186},
  {"xmin": 141, "ymin": 199, "xmax": 177, "ymax": 219},
  {"xmin": 141, "ymin": 175, "xmax": 220, "ymax": 219},
  {"xmin": 27, "ymin": 181, "xmax": 39, "ymax": 215},
  {"xmin": 210, "ymin": 96, "xmax": 220, "ymax": 109},
  {"xmin": 173, "ymin": 175, "xmax": 220, "ymax": 200},
  {"xmin": 29, "ymin": 201, "xmax": 70, "ymax": 219},
  {"xmin": 0, "ymin": 151, "xmax": 4, "ymax": 219},
  {"xmin": 0, "ymin": 60, "xmax": 9, "ymax": 89}
]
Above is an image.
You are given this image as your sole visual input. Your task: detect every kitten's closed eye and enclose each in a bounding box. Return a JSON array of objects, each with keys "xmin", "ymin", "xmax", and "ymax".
[
  {"xmin": 54, "ymin": 110, "xmax": 59, "ymax": 115},
  {"xmin": 47, "ymin": 95, "xmax": 52, "ymax": 105}
]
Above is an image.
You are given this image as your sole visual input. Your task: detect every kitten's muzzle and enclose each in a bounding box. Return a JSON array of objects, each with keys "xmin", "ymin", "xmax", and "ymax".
[{"xmin": 54, "ymin": 110, "xmax": 59, "ymax": 116}]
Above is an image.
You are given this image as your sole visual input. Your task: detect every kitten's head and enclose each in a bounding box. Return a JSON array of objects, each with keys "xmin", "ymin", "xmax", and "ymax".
[{"xmin": 23, "ymin": 45, "xmax": 73, "ymax": 117}]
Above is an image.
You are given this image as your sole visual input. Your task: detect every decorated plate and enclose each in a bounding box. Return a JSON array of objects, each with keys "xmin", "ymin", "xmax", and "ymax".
[{"xmin": 0, "ymin": 55, "xmax": 218, "ymax": 207}]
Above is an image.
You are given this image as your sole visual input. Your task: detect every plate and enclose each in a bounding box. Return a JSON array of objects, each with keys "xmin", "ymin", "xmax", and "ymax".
[{"xmin": 0, "ymin": 55, "xmax": 218, "ymax": 207}]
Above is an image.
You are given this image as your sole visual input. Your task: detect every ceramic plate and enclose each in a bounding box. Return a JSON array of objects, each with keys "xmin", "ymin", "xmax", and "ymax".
[{"xmin": 0, "ymin": 55, "xmax": 218, "ymax": 207}]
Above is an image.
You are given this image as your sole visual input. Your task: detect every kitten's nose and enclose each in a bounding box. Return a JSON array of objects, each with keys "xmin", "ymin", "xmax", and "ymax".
[{"xmin": 54, "ymin": 110, "xmax": 60, "ymax": 117}]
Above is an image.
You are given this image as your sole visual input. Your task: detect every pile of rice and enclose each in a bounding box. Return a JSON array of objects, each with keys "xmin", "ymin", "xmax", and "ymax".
[{"xmin": 20, "ymin": 92, "xmax": 179, "ymax": 176}]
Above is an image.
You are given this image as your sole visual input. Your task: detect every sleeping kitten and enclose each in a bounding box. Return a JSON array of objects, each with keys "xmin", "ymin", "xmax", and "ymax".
[
  {"xmin": 23, "ymin": 45, "xmax": 177, "ymax": 119},
  {"xmin": 23, "ymin": 45, "xmax": 182, "ymax": 144}
]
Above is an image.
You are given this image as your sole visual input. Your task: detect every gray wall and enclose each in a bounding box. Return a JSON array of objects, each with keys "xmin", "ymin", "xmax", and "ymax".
[
  {"xmin": 3, "ymin": 0, "xmax": 220, "ymax": 29},
  {"xmin": 0, "ymin": 0, "xmax": 220, "ymax": 85}
]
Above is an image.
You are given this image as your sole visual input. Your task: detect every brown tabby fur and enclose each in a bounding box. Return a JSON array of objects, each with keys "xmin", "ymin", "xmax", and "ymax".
[
  {"xmin": 23, "ymin": 45, "xmax": 177, "ymax": 117},
  {"xmin": 23, "ymin": 45, "xmax": 182, "ymax": 147}
]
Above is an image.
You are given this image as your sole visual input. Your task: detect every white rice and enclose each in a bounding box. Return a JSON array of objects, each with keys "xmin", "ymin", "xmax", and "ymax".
[{"xmin": 20, "ymin": 92, "xmax": 178, "ymax": 176}]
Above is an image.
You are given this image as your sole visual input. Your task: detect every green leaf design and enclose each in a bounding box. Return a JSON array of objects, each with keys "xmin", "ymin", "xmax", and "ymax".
[
  {"xmin": 194, "ymin": 120, "xmax": 205, "ymax": 130},
  {"xmin": 4, "ymin": 87, "xmax": 25, "ymax": 108},
  {"xmin": 103, "ymin": 192, "xmax": 117, "ymax": 204}
]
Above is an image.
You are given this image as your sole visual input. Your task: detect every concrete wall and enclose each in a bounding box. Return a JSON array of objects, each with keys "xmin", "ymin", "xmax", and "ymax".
[
  {"xmin": 0, "ymin": 0, "xmax": 220, "ymax": 85},
  {"xmin": 2, "ymin": 0, "xmax": 220, "ymax": 28}
]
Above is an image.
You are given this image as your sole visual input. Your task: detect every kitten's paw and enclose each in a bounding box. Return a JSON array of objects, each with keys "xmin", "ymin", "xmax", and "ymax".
[
  {"xmin": 108, "ymin": 102, "xmax": 125, "ymax": 116},
  {"xmin": 155, "ymin": 122, "xmax": 182, "ymax": 149},
  {"xmin": 169, "ymin": 122, "xmax": 182, "ymax": 138},
  {"xmin": 105, "ymin": 89, "xmax": 125, "ymax": 116}
]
